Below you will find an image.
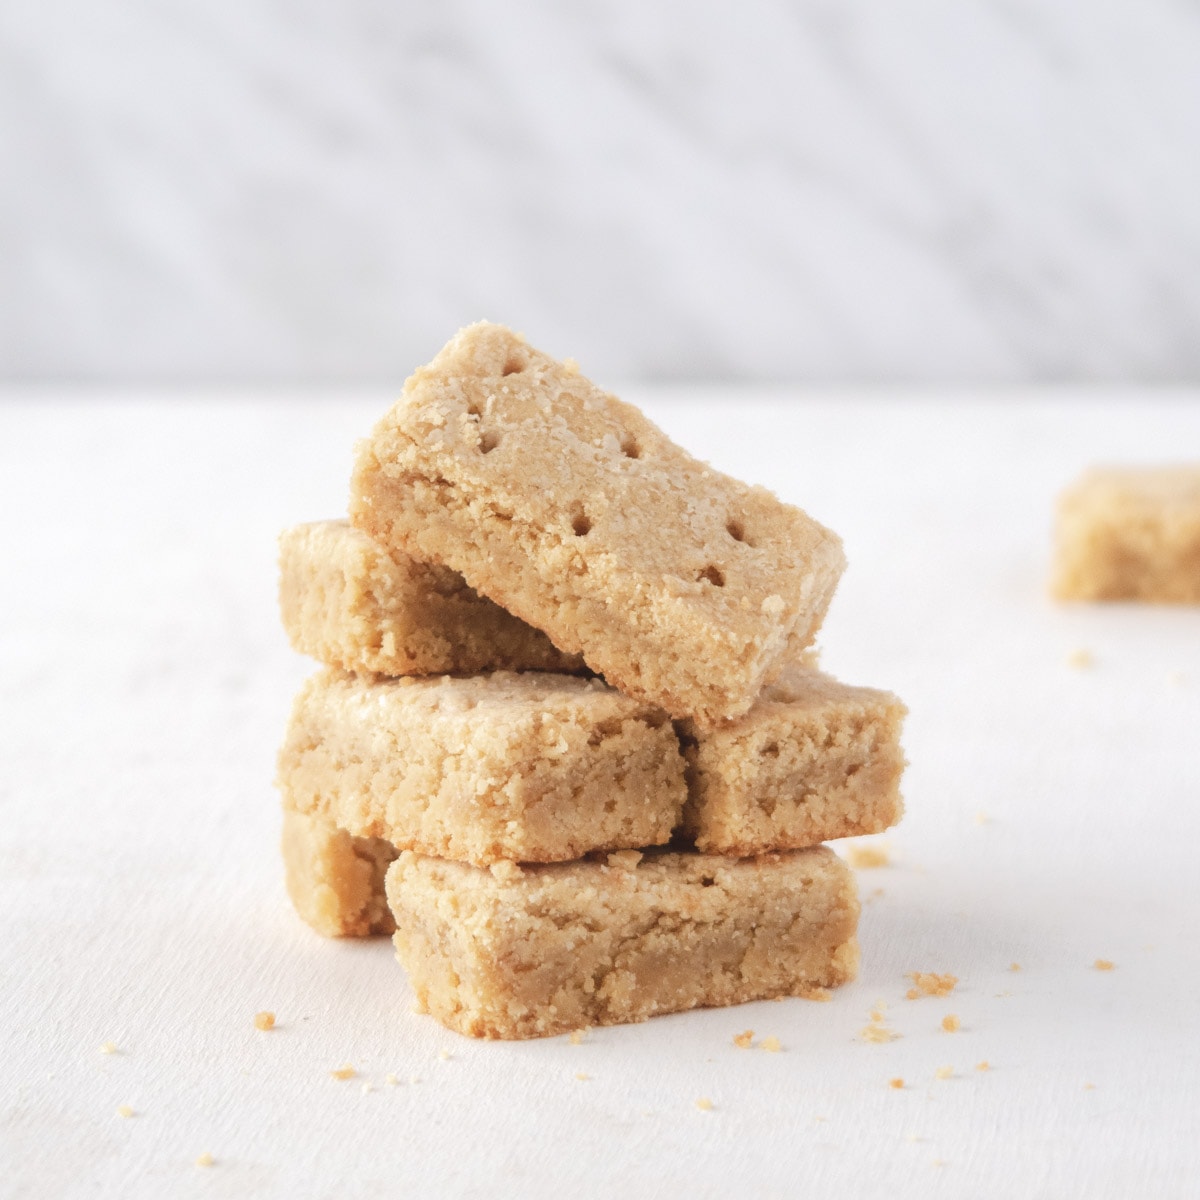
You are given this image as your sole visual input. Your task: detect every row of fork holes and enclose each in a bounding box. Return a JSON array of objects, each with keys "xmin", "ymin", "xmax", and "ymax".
[{"xmin": 569, "ymin": 519, "xmax": 742, "ymax": 590}]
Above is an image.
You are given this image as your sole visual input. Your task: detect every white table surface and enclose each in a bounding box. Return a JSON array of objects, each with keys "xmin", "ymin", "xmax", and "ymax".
[{"xmin": 2, "ymin": 388, "xmax": 1199, "ymax": 1200}]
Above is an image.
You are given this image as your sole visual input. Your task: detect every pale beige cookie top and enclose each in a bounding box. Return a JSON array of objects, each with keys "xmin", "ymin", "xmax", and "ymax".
[{"xmin": 350, "ymin": 322, "xmax": 845, "ymax": 725}]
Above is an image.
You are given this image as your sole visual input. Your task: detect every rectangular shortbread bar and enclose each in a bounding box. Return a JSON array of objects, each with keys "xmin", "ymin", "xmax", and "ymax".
[
  {"xmin": 276, "ymin": 668, "xmax": 686, "ymax": 866},
  {"xmin": 679, "ymin": 665, "xmax": 907, "ymax": 855},
  {"xmin": 279, "ymin": 520, "xmax": 583, "ymax": 676},
  {"xmin": 350, "ymin": 322, "xmax": 845, "ymax": 726},
  {"xmin": 1053, "ymin": 466, "xmax": 1200, "ymax": 603},
  {"xmin": 281, "ymin": 808, "xmax": 397, "ymax": 937},
  {"xmin": 386, "ymin": 845, "xmax": 860, "ymax": 1039}
]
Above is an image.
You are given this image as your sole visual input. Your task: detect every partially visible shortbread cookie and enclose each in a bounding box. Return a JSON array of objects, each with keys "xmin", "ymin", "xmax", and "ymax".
[
  {"xmin": 350, "ymin": 322, "xmax": 845, "ymax": 726},
  {"xmin": 386, "ymin": 845, "xmax": 859, "ymax": 1039},
  {"xmin": 679, "ymin": 665, "xmax": 906, "ymax": 855},
  {"xmin": 281, "ymin": 808, "xmax": 397, "ymax": 937},
  {"xmin": 1053, "ymin": 466, "xmax": 1200, "ymax": 603},
  {"xmin": 279, "ymin": 520, "xmax": 584, "ymax": 676},
  {"xmin": 276, "ymin": 668, "xmax": 686, "ymax": 866}
]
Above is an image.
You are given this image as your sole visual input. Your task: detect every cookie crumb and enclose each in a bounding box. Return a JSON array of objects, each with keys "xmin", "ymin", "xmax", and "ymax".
[
  {"xmin": 330, "ymin": 1064, "xmax": 356, "ymax": 1081},
  {"xmin": 974, "ymin": 811, "xmax": 989, "ymax": 825},
  {"xmin": 846, "ymin": 844, "xmax": 889, "ymax": 869},
  {"xmin": 562, "ymin": 357, "xmax": 580, "ymax": 376},
  {"xmin": 99, "ymin": 1041, "xmax": 118, "ymax": 1055},
  {"xmin": 385, "ymin": 1073, "xmax": 399, "ymax": 1087},
  {"xmin": 760, "ymin": 1036, "xmax": 782, "ymax": 1053},
  {"xmin": 975, "ymin": 1061, "xmax": 991, "ymax": 1072},
  {"xmin": 569, "ymin": 1029, "xmax": 587, "ymax": 1045},
  {"xmin": 253, "ymin": 1011, "xmax": 275, "ymax": 1031},
  {"xmin": 1084, "ymin": 1082, "xmax": 1096, "ymax": 1091},
  {"xmin": 889, "ymin": 1078, "xmax": 904, "ymax": 1090},
  {"xmin": 116, "ymin": 1105, "xmax": 134, "ymax": 1118},
  {"xmin": 695, "ymin": 1097, "xmax": 714, "ymax": 1112},
  {"xmin": 361, "ymin": 1081, "xmax": 374, "ymax": 1095},
  {"xmin": 934, "ymin": 1066, "xmax": 953, "ymax": 1081},
  {"xmin": 489, "ymin": 861, "xmax": 522, "ymax": 883},
  {"xmin": 438, "ymin": 1049, "xmax": 452, "ymax": 1061},
  {"xmin": 1093, "ymin": 959, "xmax": 1115, "ymax": 971},
  {"xmin": 941, "ymin": 1014, "xmax": 961, "ymax": 1033},
  {"xmin": 906, "ymin": 972, "xmax": 958, "ymax": 999},
  {"xmin": 606, "ymin": 850, "xmax": 643, "ymax": 870},
  {"xmin": 1009, "ymin": 962, "xmax": 1021, "ymax": 972},
  {"xmin": 575, "ymin": 1072, "xmax": 590, "ymax": 1081},
  {"xmin": 1067, "ymin": 648, "xmax": 1094, "ymax": 669},
  {"xmin": 733, "ymin": 1030, "xmax": 755, "ymax": 1049},
  {"xmin": 195, "ymin": 1152, "xmax": 214, "ymax": 1168},
  {"xmin": 1168, "ymin": 670, "xmax": 1186, "ymax": 687},
  {"xmin": 409, "ymin": 1074, "xmax": 421, "ymax": 1085}
]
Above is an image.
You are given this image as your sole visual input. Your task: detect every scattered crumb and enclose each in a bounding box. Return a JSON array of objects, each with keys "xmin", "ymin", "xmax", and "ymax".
[
  {"xmin": 695, "ymin": 1097, "xmax": 714, "ymax": 1112},
  {"xmin": 195, "ymin": 1152, "xmax": 214, "ymax": 1168},
  {"xmin": 932, "ymin": 1159, "xmax": 947, "ymax": 1169},
  {"xmin": 974, "ymin": 811, "xmax": 989, "ymax": 825},
  {"xmin": 889, "ymin": 1078, "xmax": 904, "ymax": 1090},
  {"xmin": 760, "ymin": 1036, "xmax": 782, "ymax": 1053},
  {"xmin": 976, "ymin": 1061, "xmax": 991, "ymax": 1072},
  {"xmin": 846, "ymin": 844, "xmax": 889, "ymax": 869},
  {"xmin": 253, "ymin": 1011, "xmax": 275, "ymax": 1031},
  {"xmin": 861, "ymin": 1000, "xmax": 900, "ymax": 1041},
  {"xmin": 934, "ymin": 1066, "xmax": 953, "ymax": 1081},
  {"xmin": 941, "ymin": 1014, "xmax": 961, "ymax": 1033},
  {"xmin": 116, "ymin": 1105, "xmax": 134, "ymax": 1118},
  {"xmin": 813, "ymin": 1116, "xmax": 827, "ymax": 1123},
  {"xmin": 330, "ymin": 1065, "xmax": 356, "ymax": 1081},
  {"xmin": 385, "ymin": 1074, "xmax": 399, "ymax": 1087},
  {"xmin": 733, "ymin": 1030, "xmax": 755, "ymax": 1049},
  {"xmin": 906, "ymin": 1134, "xmax": 924, "ymax": 1143},
  {"xmin": 438, "ymin": 1049, "xmax": 452, "ymax": 1061},
  {"xmin": 1009, "ymin": 963, "xmax": 1021, "ymax": 972},
  {"xmin": 1084, "ymin": 1083, "xmax": 1096, "ymax": 1091},
  {"xmin": 906, "ymin": 972, "xmax": 958, "ymax": 999},
  {"xmin": 575, "ymin": 1072, "xmax": 590, "ymax": 1082},
  {"xmin": 1067, "ymin": 648, "xmax": 1094, "ymax": 669},
  {"xmin": 569, "ymin": 1029, "xmax": 587, "ymax": 1046},
  {"xmin": 409, "ymin": 1075, "xmax": 421, "ymax": 1085},
  {"xmin": 99, "ymin": 1041, "xmax": 118, "ymax": 1055},
  {"xmin": 1094, "ymin": 959, "xmax": 1116, "ymax": 971},
  {"xmin": 361, "ymin": 1081, "xmax": 374, "ymax": 1095}
]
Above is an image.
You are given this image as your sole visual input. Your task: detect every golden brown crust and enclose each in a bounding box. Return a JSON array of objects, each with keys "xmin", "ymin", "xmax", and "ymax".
[
  {"xmin": 1052, "ymin": 466, "xmax": 1200, "ymax": 603},
  {"xmin": 276, "ymin": 668, "xmax": 686, "ymax": 867},
  {"xmin": 349, "ymin": 322, "xmax": 844, "ymax": 726},
  {"xmin": 278, "ymin": 520, "xmax": 584, "ymax": 676},
  {"xmin": 386, "ymin": 845, "xmax": 860, "ymax": 1039}
]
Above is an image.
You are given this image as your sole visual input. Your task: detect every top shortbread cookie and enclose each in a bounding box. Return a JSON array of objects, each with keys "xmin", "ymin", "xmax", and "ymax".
[{"xmin": 350, "ymin": 323, "xmax": 845, "ymax": 725}]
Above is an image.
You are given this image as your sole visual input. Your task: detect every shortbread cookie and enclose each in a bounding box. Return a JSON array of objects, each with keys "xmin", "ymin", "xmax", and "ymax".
[
  {"xmin": 1052, "ymin": 466, "xmax": 1200, "ymax": 603},
  {"xmin": 281, "ymin": 808, "xmax": 397, "ymax": 937},
  {"xmin": 279, "ymin": 520, "xmax": 583, "ymax": 676},
  {"xmin": 350, "ymin": 322, "xmax": 845, "ymax": 726},
  {"xmin": 276, "ymin": 668, "xmax": 686, "ymax": 866},
  {"xmin": 679, "ymin": 665, "xmax": 907, "ymax": 855},
  {"xmin": 386, "ymin": 845, "xmax": 859, "ymax": 1039}
]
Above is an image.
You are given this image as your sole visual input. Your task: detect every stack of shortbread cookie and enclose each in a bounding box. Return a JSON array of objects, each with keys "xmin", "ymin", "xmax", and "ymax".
[{"xmin": 276, "ymin": 323, "xmax": 906, "ymax": 1039}]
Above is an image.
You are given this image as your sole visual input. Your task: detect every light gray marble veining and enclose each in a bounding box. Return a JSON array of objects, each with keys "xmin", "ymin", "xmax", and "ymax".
[{"xmin": 2, "ymin": 0, "xmax": 1200, "ymax": 383}]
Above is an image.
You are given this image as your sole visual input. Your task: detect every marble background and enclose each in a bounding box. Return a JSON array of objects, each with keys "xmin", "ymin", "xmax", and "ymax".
[{"xmin": 3, "ymin": 0, "xmax": 1200, "ymax": 384}]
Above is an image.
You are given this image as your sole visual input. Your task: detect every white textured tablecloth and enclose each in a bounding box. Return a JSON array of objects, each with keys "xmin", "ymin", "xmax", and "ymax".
[{"xmin": 2, "ymin": 390, "xmax": 1198, "ymax": 1200}]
